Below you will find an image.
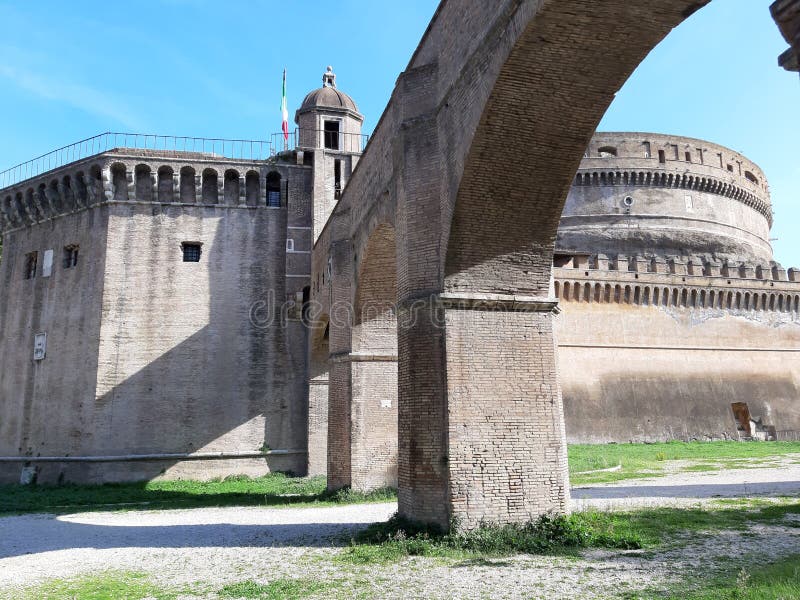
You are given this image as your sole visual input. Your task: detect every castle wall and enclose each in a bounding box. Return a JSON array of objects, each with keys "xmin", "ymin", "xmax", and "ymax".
[
  {"xmin": 0, "ymin": 150, "xmax": 315, "ymax": 484},
  {"xmin": 559, "ymin": 133, "xmax": 774, "ymax": 263},
  {"xmin": 555, "ymin": 267, "xmax": 800, "ymax": 443},
  {"xmin": 0, "ymin": 207, "xmax": 109, "ymax": 483}
]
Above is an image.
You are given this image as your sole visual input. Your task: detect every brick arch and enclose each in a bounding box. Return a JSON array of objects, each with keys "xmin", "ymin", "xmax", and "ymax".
[
  {"xmin": 442, "ymin": 1, "xmax": 707, "ymax": 295},
  {"xmin": 328, "ymin": 223, "xmax": 399, "ymax": 493}
]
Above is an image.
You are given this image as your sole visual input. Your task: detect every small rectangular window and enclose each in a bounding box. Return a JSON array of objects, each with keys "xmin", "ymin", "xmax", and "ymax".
[
  {"xmin": 334, "ymin": 159, "xmax": 342, "ymax": 199},
  {"xmin": 658, "ymin": 150, "xmax": 666, "ymax": 164},
  {"xmin": 696, "ymin": 148, "xmax": 704, "ymax": 164},
  {"xmin": 182, "ymin": 242, "xmax": 202, "ymax": 262},
  {"xmin": 286, "ymin": 238, "xmax": 295, "ymax": 252},
  {"xmin": 24, "ymin": 251, "xmax": 38, "ymax": 280},
  {"xmin": 671, "ymin": 144, "xmax": 679, "ymax": 160},
  {"xmin": 323, "ymin": 120, "xmax": 340, "ymax": 150},
  {"xmin": 63, "ymin": 245, "xmax": 79, "ymax": 269},
  {"xmin": 727, "ymin": 164, "xmax": 734, "ymax": 173},
  {"xmin": 643, "ymin": 142, "xmax": 651, "ymax": 158},
  {"xmin": 684, "ymin": 151, "xmax": 691, "ymax": 162}
]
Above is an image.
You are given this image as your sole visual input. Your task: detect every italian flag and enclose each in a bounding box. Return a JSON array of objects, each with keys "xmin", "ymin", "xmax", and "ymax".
[{"xmin": 281, "ymin": 69, "xmax": 289, "ymax": 142}]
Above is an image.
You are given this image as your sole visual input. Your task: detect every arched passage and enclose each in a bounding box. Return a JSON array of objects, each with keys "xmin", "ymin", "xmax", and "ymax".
[
  {"xmin": 388, "ymin": 0, "xmax": 711, "ymax": 528},
  {"xmin": 307, "ymin": 316, "xmax": 330, "ymax": 477},
  {"xmin": 327, "ymin": 223, "xmax": 398, "ymax": 492}
]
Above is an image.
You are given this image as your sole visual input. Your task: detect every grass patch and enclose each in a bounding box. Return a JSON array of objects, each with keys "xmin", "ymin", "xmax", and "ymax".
[
  {"xmin": 338, "ymin": 500, "xmax": 800, "ymax": 564},
  {"xmin": 569, "ymin": 441, "xmax": 800, "ymax": 485},
  {"xmin": 647, "ymin": 554, "xmax": 800, "ymax": 599},
  {"xmin": 0, "ymin": 474, "xmax": 397, "ymax": 516},
  {"xmin": 337, "ymin": 511, "xmax": 643, "ymax": 564},
  {"xmin": 1, "ymin": 570, "xmax": 183, "ymax": 600},
  {"xmin": 218, "ymin": 577, "xmax": 340, "ymax": 599}
]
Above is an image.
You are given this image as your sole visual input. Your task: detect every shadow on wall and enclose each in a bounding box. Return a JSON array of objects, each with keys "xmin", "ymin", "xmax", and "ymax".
[
  {"xmin": 562, "ymin": 372, "xmax": 800, "ymax": 444},
  {"xmin": 17, "ymin": 204, "xmax": 307, "ymax": 484}
]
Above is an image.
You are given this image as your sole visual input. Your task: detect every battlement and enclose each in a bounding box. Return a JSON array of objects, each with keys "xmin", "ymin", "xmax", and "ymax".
[
  {"xmin": 554, "ymin": 253, "xmax": 800, "ymax": 314},
  {"xmin": 0, "ymin": 148, "xmax": 300, "ymax": 234},
  {"xmin": 583, "ymin": 132, "xmax": 769, "ymax": 200}
]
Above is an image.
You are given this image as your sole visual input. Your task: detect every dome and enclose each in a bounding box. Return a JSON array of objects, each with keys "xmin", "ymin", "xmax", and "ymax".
[
  {"xmin": 299, "ymin": 86, "xmax": 359, "ymax": 113},
  {"xmin": 295, "ymin": 67, "xmax": 362, "ymax": 119}
]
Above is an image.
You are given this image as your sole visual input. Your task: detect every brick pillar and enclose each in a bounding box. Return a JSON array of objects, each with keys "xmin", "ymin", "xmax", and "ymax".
[
  {"xmin": 330, "ymin": 353, "xmax": 398, "ymax": 491},
  {"xmin": 398, "ymin": 294, "xmax": 570, "ymax": 530}
]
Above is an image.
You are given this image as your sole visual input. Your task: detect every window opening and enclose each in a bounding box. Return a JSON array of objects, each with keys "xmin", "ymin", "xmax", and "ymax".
[
  {"xmin": 323, "ymin": 120, "xmax": 340, "ymax": 150},
  {"xmin": 63, "ymin": 245, "xmax": 79, "ymax": 269},
  {"xmin": 643, "ymin": 141, "xmax": 651, "ymax": 158},
  {"xmin": 334, "ymin": 159, "xmax": 342, "ymax": 199},
  {"xmin": 658, "ymin": 150, "xmax": 666, "ymax": 164},
  {"xmin": 24, "ymin": 251, "xmax": 38, "ymax": 279},
  {"xmin": 266, "ymin": 172, "xmax": 282, "ymax": 207},
  {"xmin": 182, "ymin": 242, "xmax": 202, "ymax": 262},
  {"xmin": 286, "ymin": 238, "xmax": 295, "ymax": 252}
]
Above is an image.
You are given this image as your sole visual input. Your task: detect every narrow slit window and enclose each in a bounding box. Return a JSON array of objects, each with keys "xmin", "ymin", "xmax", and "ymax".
[
  {"xmin": 63, "ymin": 245, "xmax": 79, "ymax": 269},
  {"xmin": 182, "ymin": 242, "xmax": 202, "ymax": 262},
  {"xmin": 334, "ymin": 159, "xmax": 342, "ymax": 199}
]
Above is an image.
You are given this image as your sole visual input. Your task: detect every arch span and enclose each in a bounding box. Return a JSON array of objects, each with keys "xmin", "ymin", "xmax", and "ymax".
[{"xmin": 314, "ymin": 0, "xmax": 719, "ymax": 529}]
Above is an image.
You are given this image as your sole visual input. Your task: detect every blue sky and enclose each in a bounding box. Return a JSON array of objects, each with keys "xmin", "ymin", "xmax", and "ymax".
[{"xmin": 1, "ymin": 0, "xmax": 798, "ymax": 264}]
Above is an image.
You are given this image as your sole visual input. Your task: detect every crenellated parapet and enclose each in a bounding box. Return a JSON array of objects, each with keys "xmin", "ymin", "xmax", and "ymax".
[
  {"xmin": 554, "ymin": 253, "xmax": 800, "ymax": 315},
  {"xmin": 0, "ymin": 148, "xmax": 299, "ymax": 235},
  {"xmin": 559, "ymin": 132, "xmax": 775, "ymax": 264}
]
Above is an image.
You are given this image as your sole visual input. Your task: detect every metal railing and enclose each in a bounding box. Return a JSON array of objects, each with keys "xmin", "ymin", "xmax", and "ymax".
[{"xmin": 1, "ymin": 129, "xmax": 370, "ymax": 190}]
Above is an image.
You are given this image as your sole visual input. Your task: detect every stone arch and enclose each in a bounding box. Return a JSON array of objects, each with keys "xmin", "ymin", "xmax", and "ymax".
[
  {"xmin": 180, "ymin": 166, "xmax": 196, "ymax": 203},
  {"xmin": 135, "ymin": 164, "xmax": 153, "ymax": 202},
  {"xmin": 224, "ymin": 169, "xmax": 240, "ymax": 205},
  {"xmin": 202, "ymin": 168, "xmax": 218, "ymax": 205},
  {"xmin": 307, "ymin": 314, "xmax": 331, "ymax": 477},
  {"xmin": 158, "ymin": 166, "xmax": 174, "ymax": 203},
  {"xmin": 584, "ymin": 282, "xmax": 592, "ymax": 302},
  {"xmin": 110, "ymin": 163, "xmax": 128, "ymax": 201},
  {"xmin": 74, "ymin": 172, "xmax": 88, "ymax": 207},
  {"xmin": 245, "ymin": 170, "xmax": 260, "ymax": 206},
  {"xmin": 24, "ymin": 188, "xmax": 39, "ymax": 222},
  {"xmin": 330, "ymin": 223, "xmax": 399, "ymax": 492},
  {"xmin": 61, "ymin": 175, "xmax": 75, "ymax": 210},
  {"xmin": 88, "ymin": 164, "xmax": 103, "ymax": 205},
  {"xmin": 48, "ymin": 178, "xmax": 64, "ymax": 212}
]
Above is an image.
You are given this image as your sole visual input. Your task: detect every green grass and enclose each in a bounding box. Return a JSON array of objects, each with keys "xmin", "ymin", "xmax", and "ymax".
[
  {"xmin": 0, "ymin": 570, "xmax": 184, "ymax": 600},
  {"xmin": 644, "ymin": 554, "xmax": 800, "ymax": 599},
  {"xmin": 569, "ymin": 441, "xmax": 800, "ymax": 485},
  {"xmin": 218, "ymin": 578, "xmax": 341, "ymax": 599},
  {"xmin": 3, "ymin": 441, "xmax": 797, "ymax": 515},
  {"xmin": 337, "ymin": 500, "xmax": 800, "ymax": 564},
  {"xmin": 0, "ymin": 473, "xmax": 396, "ymax": 516}
]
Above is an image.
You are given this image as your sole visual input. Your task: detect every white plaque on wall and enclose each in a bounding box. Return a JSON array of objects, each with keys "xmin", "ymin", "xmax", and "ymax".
[
  {"xmin": 33, "ymin": 333, "xmax": 47, "ymax": 361},
  {"xmin": 42, "ymin": 249, "xmax": 54, "ymax": 277}
]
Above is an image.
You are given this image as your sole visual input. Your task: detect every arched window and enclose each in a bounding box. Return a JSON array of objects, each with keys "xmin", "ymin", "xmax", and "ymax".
[
  {"xmin": 202, "ymin": 168, "xmax": 218, "ymax": 205},
  {"xmin": 158, "ymin": 166, "xmax": 174, "ymax": 203},
  {"xmin": 245, "ymin": 170, "xmax": 260, "ymax": 206},
  {"xmin": 744, "ymin": 171, "xmax": 759, "ymax": 185},
  {"xmin": 266, "ymin": 171, "xmax": 281, "ymax": 207},
  {"xmin": 180, "ymin": 166, "xmax": 196, "ymax": 203},
  {"xmin": 74, "ymin": 172, "xmax": 88, "ymax": 206},
  {"xmin": 224, "ymin": 169, "xmax": 240, "ymax": 205},
  {"xmin": 111, "ymin": 163, "xmax": 128, "ymax": 201},
  {"xmin": 49, "ymin": 179, "xmax": 63, "ymax": 211},
  {"xmin": 135, "ymin": 164, "xmax": 153, "ymax": 202},
  {"xmin": 62, "ymin": 175, "xmax": 75, "ymax": 210}
]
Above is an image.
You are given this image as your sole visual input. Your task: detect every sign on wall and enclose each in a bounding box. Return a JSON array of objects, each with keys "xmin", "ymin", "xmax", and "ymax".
[
  {"xmin": 42, "ymin": 249, "xmax": 53, "ymax": 277},
  {"xmin": 33, "ymin": 333, "xmax": 47, "ymax": 361}
]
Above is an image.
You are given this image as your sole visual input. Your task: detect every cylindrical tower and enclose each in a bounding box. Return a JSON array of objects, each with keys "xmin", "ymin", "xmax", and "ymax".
[{"xmin": 557, "ymin": 132, "xmax": 773, "ymax": 263}]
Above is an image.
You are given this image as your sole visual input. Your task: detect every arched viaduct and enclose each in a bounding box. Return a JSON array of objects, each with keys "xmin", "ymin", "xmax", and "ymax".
[{"xmin": 310, "ymin": 0, "xmax": 720, "ymax": 529}]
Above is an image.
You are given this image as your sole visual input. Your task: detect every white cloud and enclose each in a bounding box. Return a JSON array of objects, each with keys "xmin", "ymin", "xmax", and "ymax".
[{"xmin": 0, "ymin": 63, "xmax": 144, "ymax": 131}]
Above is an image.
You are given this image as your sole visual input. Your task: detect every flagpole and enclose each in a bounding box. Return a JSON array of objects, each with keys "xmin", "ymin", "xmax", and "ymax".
[{"xmin": 281, "ymin": 69, "xmax": 289, "ymax": 152}]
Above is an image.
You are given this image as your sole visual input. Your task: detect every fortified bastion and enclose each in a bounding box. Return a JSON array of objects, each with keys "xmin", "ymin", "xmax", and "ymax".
[{"xmin": 550, "ymin": 133, "xmax": 800, "ymax": 445}]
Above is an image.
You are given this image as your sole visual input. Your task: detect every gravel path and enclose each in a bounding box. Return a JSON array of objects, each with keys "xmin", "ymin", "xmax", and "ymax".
[{"xmin": 1, "ymin": 460, "xmax": 798, "ymax": 599}]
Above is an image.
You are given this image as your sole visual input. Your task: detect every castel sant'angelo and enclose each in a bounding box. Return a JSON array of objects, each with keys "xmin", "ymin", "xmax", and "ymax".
[{"xmin": 1, "ymin": 12, "xmax": 799, "ymax": 488}]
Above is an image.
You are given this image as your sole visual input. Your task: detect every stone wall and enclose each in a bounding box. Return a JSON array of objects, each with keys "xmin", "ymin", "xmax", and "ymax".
[{"xmin": 554, "ymin": 262, "xmax": 800, "ymax": 443}]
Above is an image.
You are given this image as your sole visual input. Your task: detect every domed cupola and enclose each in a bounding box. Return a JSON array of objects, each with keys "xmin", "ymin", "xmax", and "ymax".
[{"xmin": 295, "ymin": 67, "xmax": 364, "ymax": 151}]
